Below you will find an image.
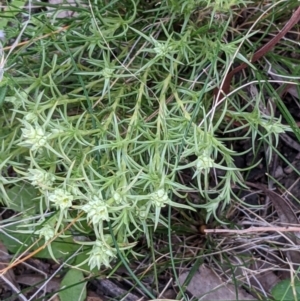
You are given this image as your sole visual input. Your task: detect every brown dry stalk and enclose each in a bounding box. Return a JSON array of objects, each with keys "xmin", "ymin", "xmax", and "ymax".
[
  {"xmin": 205, "ymin": 226, "xmax": 300, "ymax": 235},
  {"xmin": 3, "ymin": 26, "xmax": 70, "ymax": 52},
  {"xmin": 0, "ymin": 211, "xmax": 84, "ymax": 276}
]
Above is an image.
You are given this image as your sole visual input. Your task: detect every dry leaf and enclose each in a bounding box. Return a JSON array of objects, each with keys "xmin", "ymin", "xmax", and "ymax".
[
  {"xmin": 179, "ymin": 265, "xmax": 255, "ymax": 300},
  {"xmin": 16, "ymin": 274, "xmax": 60, "ymax": 293}
]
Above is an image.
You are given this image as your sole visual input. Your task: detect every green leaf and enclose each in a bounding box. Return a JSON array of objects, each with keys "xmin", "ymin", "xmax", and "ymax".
[
  {"xmin": 271, "ymin": 279, "xmax": 300, "ymax": 301},
  {"xmin": 0, "ymin": 224, "xmax": 30, "ymax": 255},
  {"xmin": 73, "ymin": 251, "xmax": 94, "ymax": 273},
  {"xmin": 275, "ymin": 97, "xmax": 300, "ymax": 143},
  {"xmin": 35, "ymin": 237, "xmax": 84, "ymax": 260},
  {"xmin": 0, "ymin": 0, "xmax": 26, "ymax": 29},
  {"xmin": 0, "ymin": 222, "xmax": 83, "ymax": 260},
  {"xmin": 235, "ymin": 52, "xmax": 257, "ymax": 70},
  {"xmin": 0, "ymin": 85, "xmax": 7, "ymax": 107},
  {"xmin": 6, "ymin": 183, "xmax": 39, "ymax": 213},
  {"xmin": 59, "ymin": 269, "xmax": 87, "ymax": 301}
]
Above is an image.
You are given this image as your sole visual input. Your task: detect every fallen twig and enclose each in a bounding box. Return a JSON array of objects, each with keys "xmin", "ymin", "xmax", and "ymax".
[{"xmin": 205, "ymin": 226, "xmax": 300, "ymax": 235}]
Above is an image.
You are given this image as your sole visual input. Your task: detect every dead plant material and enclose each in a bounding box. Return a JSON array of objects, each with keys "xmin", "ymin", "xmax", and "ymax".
[
  {"xmin": 246, "ymin": 182, "xmax": 300, "ymax": 267},
  {"xmin": 214, "ymin": 6, "xmax": 300, "ymax": 101},
  {"xmin": 205, "ymin": 226, "xmax": 300, "ymax": 235},
  {"xmin": 245, "ymin": 182, "xmax": 299, "ymax": 227},
  {"xmin": 205, "ymin": 181, "xmax": 300, "ymax": 269},
  {"xmin": 179, "ymin": 264, "xmax": 256, "ymax": 300},
  {"xmin": 0, "ymin": 211, "xmax": 84, "ymax": 275}
]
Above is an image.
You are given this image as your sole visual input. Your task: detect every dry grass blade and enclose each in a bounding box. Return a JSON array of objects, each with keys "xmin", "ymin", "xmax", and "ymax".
[
  {"xmin": 0, "ymin": 211, "xmax": 84, "ymax": 275},
  {"xmin": 0, "ymin": 213, "xmax": 27, "ymax": 300},
  {"xmin": 245, "ymin": 182, "xmax": 299, "ymax": 226},
  {"xmin": 246, "ymin": 182, "xmax": 300, "ymax": 267},
  {"xmin": 214, "ymin": 3, "xmax": 300, "ymax": 101},
  {"xmin": 0, "ymin": 240, "xmax": 28, "ymax": 301},
  {"xmin": 205, "ymin": 226, "xmax": 300, "ymax": 234}
]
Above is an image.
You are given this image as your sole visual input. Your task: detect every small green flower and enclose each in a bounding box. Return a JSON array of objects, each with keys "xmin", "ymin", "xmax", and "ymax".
[
  {"xmin": 36, "ymin": 223, "xmax": 55, "ymax": 241},
  {"xmin": 196, "ymin": 154, "xmax": 214, "ymax": 172},
  {"xmin": 48, "ymin": 189, "xmax": 73, "ymax": 211},
  {"xmin": 100, "ymin": 67, "xmax": 114, "ymax": 79},
  {"xmin": 151, "ymin": 188, "xmax": 170, "ymax": 207},
  {"xmin": 112, "ymin": 191, "xmax": 122, "ymax": 204},
  {"xmin": 88, "ymin": 238, "xmax": 116, "ymax": 269},
  {"xmin": 153, "ymin": 41, "xmax": 172, "ymax": 57},
  {"xmin": 203, "ymin": 200, "xmax": 221, "ymax": 222},
  {"xmin": 27, "ymin": 168, "xmax": 55, "ymax": 189},
  {"xmin": 5, "ymin": 90, "xmax": 27, "ymax": 109},
  {"xmin": 24, "ymin": 112, "xmax": 38, "ymax": 123},
  {"xmin": 19, "ymin": 121, "xmax": 49, "ymax": 151},
  {"xmin": 135, "ymin": 205, "xmax": 148, "ymax": 220},
  {"xmin": 81, "ymin": 194, "xmax": 110, "ymax": 225},
  {"xmin": 262, "ymin": 119, "xmax": 289, "ymax": 136}
]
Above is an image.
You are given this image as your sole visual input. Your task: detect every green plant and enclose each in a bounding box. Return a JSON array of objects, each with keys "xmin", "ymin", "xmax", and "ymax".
[
  {"xmin": 271, "ymin": 279, "xmax": 300, "ymax": 301},
  {"xmin": 0, "ymin": 0, "xmax": 295, "ymax": 284}
]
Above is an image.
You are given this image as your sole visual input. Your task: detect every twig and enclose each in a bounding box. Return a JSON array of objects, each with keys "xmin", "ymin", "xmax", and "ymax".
[
  {"xmin": 205, "ymin": 226, "xmax": 300, "ymax": 234},
  {"xmin": 0, "ymin": 274, "xmax": 28, "ymax": 301}
]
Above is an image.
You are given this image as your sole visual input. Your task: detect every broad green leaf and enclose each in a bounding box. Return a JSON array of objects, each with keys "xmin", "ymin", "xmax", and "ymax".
[
  {"xmin": 271, "ymin": 279, "xmax": 300, "ymax": 301},
  {"xmin": 0, "ymin": 222, "xmax": 83, "ymax": 260},
  {"xmin": 0, "ymin": 0, "xmax": 26, "ymax": 29},
  {"xmin": 35, "ymin": 237, "xmax": 85, "ymax": 260},
  {"xmin": 59, "ymin": 269, "xmax": 86, "ymax": 301},
  {"xmin": 73, "ymin": 251, "xmax": 95, "ymax": 273},
  {"xmin": 6, "ymin": 183, "xmax": 39, "ymax": 213}
]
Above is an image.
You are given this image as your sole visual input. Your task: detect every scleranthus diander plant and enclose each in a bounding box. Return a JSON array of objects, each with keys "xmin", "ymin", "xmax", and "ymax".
[{"xmin": 0, "ymin": 0, "xmax": 292, "ymax": 270}]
